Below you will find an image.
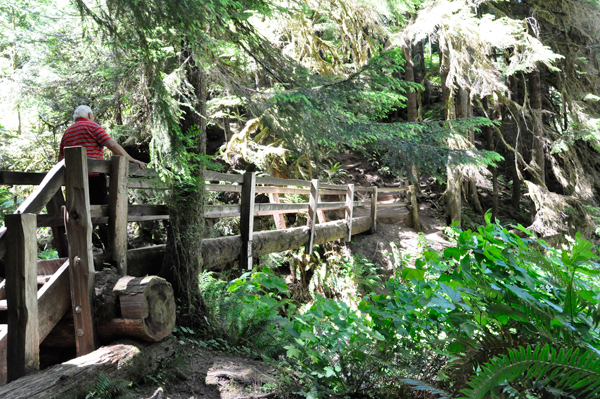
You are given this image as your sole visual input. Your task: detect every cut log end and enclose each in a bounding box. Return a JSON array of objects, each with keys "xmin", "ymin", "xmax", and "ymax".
[{"xmin": 111, "ymin": 276, "xmax": 176, "ymax": 342}]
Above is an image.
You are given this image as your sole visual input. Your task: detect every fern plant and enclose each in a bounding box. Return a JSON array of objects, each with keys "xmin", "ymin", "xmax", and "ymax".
[
  {"xmin": 460, "ymin": 345, "xmax": 600, "ymax": 399},
  {"xmin": 85, "ymin": 373, "xmax": 133, "ymax": 399}
]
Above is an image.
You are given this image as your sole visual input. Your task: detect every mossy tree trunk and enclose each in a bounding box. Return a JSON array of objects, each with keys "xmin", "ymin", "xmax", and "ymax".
[
  {"xmin": 509, "ymin": 74, "xmax": 522, "ymax": 212},
  {"xmin": 162, "ymin": 51, "xmax": 208, "ymax": 324},
  {"xmin": 402, "ymin": 45, "xmax": 421, "ymax": 192},
  {"xmin": 441, "ymin": 41, "xmax": 461, "ymax": 225}
]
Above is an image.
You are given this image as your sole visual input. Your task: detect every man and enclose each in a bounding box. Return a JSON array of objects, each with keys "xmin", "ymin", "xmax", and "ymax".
[{"xmin": 59, "ymin": 105, "xmax": 147, "ymax": 205}]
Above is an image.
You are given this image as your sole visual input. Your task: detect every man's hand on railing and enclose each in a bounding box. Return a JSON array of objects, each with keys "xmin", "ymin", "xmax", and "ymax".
[{"xmin": 133, "ymin": 159, "xmax": 147, "ymax": 169}]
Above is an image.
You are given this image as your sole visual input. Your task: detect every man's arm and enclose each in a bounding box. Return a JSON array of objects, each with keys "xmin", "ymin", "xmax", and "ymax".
[{"xmin": 104, "ymin": 139, "xmax": 147, "ymax": 169}]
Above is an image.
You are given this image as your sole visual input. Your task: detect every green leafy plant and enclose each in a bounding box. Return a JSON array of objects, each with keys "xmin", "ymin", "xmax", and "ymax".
[
  {"xmin": 461, "ymin": 345, "xmax": 600, "ymax": 399},
  {"xmin": 85, "ymin": 373, "xmax": 132, "ymax": 399},
  {"xmin": 199, "ymin": 268, "xmax": 292, "ymax": 358}
]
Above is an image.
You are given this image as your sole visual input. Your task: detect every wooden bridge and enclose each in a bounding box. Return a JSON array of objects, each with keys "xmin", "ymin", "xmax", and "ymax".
[{"xmin": 0, "ymin": 146, "xmax": 420, "ymax": 386}]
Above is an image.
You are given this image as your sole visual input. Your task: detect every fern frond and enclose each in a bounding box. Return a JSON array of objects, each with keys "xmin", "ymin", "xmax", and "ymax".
[
  {"xmin": 402, "ymin": 378, "xmax": 452, "ymax": 399},
  {"xmin": 461, "ymin": 345, "xmax": 600, "ymax": 399}
]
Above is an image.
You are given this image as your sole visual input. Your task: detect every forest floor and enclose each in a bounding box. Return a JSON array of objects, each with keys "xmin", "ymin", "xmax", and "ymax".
[
  {"xmin": 133, "ymin": 153, "xmax": 452, "ymax": 399},
  {"xmin": 136, "ymin": 343, "xmax": 280, "ymax": 399}
]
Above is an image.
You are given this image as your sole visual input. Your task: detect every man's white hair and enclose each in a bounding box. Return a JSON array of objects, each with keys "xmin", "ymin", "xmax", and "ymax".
[{"xmin": 73, "ymin": 105, "xmax": 93, "ymax": 120}]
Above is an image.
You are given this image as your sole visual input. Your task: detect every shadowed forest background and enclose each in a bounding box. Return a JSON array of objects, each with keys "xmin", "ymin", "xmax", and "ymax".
[{"xmin": 2, "ymin": 0, "xmax": 600, "ymax": 398}]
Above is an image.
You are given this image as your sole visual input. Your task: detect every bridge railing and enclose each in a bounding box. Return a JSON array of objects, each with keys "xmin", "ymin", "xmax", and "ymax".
[{"xmin": 0, "ymin": 147, "xmax": 420, "ymax": 383}]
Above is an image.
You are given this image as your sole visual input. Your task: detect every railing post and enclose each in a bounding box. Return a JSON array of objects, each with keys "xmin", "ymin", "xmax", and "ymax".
[
  {"xmin": 345, "ymin": 184, "xmax": 354, "ymax": 242},
  {"xmin": 305, "ymin": 179, "xmax": 319, "ymax": 255},
  {"xmin": 240, "ymin": 171, "xmax": 256, "ymax": 270},
  {"xmin": 5, "ymin": 213, "xmax": 39, "ymax": 382},
  {"xmin": 108, "ymin": 155, "xmax": 129, "ymax": 275},
  {"xmin": 46, "ymin": 189, "xmax": 69, "ymax": 258},
  {"xmin": 409, "ymin": 185, "xmax": 423, "ymax": 232},
  {"xmin": 64, "ymin": 146, "xmax": 97, "ymax": 356},
  {"xmin": 370, "ymin": 187, "xmax": 378, "ymax": 233},
  {"xmin": 269, "ymin": 193, "xmax": 286, "ymax": 230}
]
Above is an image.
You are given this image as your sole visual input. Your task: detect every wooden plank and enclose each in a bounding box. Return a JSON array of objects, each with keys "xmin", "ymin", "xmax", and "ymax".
[
  {"xmin": 255, "ymin": 175, "xmax": 348, "ymax": 190},
  {"xmin": 377, "ymin": 187, "xmax": 409, "ymax": 193},
  {"xmin": 371, "ymin": 187, "xmax": 378, "ymax": 233},
  {"xmin": 269, "ymin": 193, "xmax": 286, "ymax": 230},
  {"xmin": 35, "ymin": 214, "xmax": 64, "ymax": 227},
  {"xmin": 37, "ymin": 260, "xmax": 70, "ymax": 342},
  {"xmin": 256, "ymin": 203, "xmax": 309, "ymax": 215},
  {"xmin": 240, "ymin": 172, "xmax": 256, "ymax": 270},
  {"xmin": 204, "ymin": 205, "xmax": 242, "ymax": 219},
  {"xmin": 87, "ymin": 159, "xmax": 110, "ymax": 174},
  {"xmin": 305, "ymin": 180, "xmax": 319, "ymax": 255},
  {"xmin": 109, "ymin": 156, "xmax": 129, "ymax": 275},
  {"xmin": 5, "ymin": 213, "xmax": 39, "ymax": 382},
  {"xmin": 90, "ymin": 204, "xmax": 169, "ymax": 219},
  {"xmin": 377, "ymin": 202, "xmax": 410, "ymax": 209},
  {"xmin": 87, "ymin": 159, "xmax": 157, "ymax": 178},
  {"xmin": 0, "ymin": 172, "xmax": 46, "ymax": 186},
  {"xmin": 205, "ymin": 170, "xmax": 244, "ymax": 183},
  {"xmin": 206, "ymin": 184, "xmax": 242, "ymax": 193},
  {"xmin": 128, "ymin": 163, "xmax": 157, "ymax": 178},
  {"xmin": 206, "ymin": 185, "xmax": 343, "ymax": 196},
  {"xmin": 354, "ymin": 187, "xmax": 375, "ymax": 193},
  {"xmin": 0, "ymin": 228, "xmax": 5, "ymax": 262},
  {"xmin": 46, "ymin": 189, "xmax": 69, "ymax": 258},
  {"xmin": 15, "ymin": 160, "xmax": 65, "ymax": 216},
  {"xmin": 0, "ymin": 324, "xmax": 6, "ymax": 385},
  {"xmin": 127, "ymin": 178, "xmax": 166, "ymax": 189},
  {"xmin": 345, "ymin": 184, "xmax": 354, "ymax": 242},
  {"xmin": 37, "ymin": 258, "xmax": 68, "ymax": 276},
  {"xmin": 64, "ymin": 147, "xmax": 97, "ymax": 357}
]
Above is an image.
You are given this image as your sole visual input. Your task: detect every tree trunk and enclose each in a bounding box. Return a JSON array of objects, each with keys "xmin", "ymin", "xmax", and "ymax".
[
  {"xmin": 483, "ymin": 97, "xmax": 498, "ymax": 220},
  {"xmin": 457, "ymin": 88, "xmax": 484, "ymax": 216},
  {"xmin": 509, "ymin": 75, "xmax": 522, "ymax": 212},
  {"xmin": 162, "ymin": 49, "xmax": 208, "ymax": 323},
  {"xmin": 402, "ymin": 45, "xmax": 421, "ymax": 192},
  {"xmin": 441, "ymin": 41, "xmax": 460, "ymax": 225},
  {"xmin": 529, "ymin": 69, "xmax": 545, "ymax": 185},
  {"xmin": 417, "ymin": 39, "xmax": 429, "ymax": 105}
]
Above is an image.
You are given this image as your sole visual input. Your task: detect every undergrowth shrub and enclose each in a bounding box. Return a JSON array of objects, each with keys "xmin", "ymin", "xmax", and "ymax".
[
  {"xmin": 200, "ymin": 215, "xmax": 600, "ymax": 398},
  {"xmin": 199, "ymin": 268, "xmax": 291, "ymax": 358}
]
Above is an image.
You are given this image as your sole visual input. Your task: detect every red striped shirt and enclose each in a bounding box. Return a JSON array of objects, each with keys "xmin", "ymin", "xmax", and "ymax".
[{"xmin": 59, "ymin": 118, "xmax": 112, "ymax": 160}]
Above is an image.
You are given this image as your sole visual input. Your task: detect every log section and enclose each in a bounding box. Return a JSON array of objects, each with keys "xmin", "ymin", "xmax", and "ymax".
[
  {"xmin": 201, "ymin": 216, "xmax": 372, "ymax": 267},
  {"xmin": 0, "ymin": 338, "xmax": 176, "ymax": 399}
]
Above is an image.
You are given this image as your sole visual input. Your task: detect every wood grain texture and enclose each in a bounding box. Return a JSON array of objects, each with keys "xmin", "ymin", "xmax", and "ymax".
[
  {"xmin": 46, "ymin": 190, "xmax": 68, "ymax": 258},
  {"xmin": 111, "ymin": 275, "xmax": 175, "ymax": 342},
  {"xmin": 0, "ymin": 172, "xmax": 46, "ymax": 186},
  {"xmin": 0, "ymin": 338, "xmax": 177, "ymax": 398},
  {"xmin": 268, "ymin": 193, "xmax": 286, "ymax": 230},
  {"xmin": 5, "ymin": 214, "xmax": 39, "ymax": 382},
  {"xmin": 201, "ymin": 216, "xmax": 372, "ymax": 267},
  {"xmin": 345, "ymin": 184, "xmax": 355, "ymax": 242},
  {"xmin": 305, "ymin": 179, "xmax": 319, "ymax": 255},
  {"xmin": 15, "ymin": 161, "xmax": 65, "ymax": 216},
  {"xmin": 108, "ymin": 156, "xmax": 129, "ymax": 275},
  {"xmin": 37, "ymin": 260, "xmax": 71, "ymax": 343},
  {"xmin": 370, "ymin": 187, "xmax": 378, "ymax": 233},
  {"xmin": 64, "ymin": 147, "xmax": 96, "ymax": 357},
  {"xmin": 240, "ymin": 172, "xmax": 256, "ymax": 270}
]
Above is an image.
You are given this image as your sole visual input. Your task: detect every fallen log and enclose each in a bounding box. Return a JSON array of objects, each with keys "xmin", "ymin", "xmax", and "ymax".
[
  {"xmin": 0, "ymin": 337, "xmax": 177, "ymax": 399},
  {"xmin": 201, "ymin": 216, "xmax": 372, "ymax": 267}
]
